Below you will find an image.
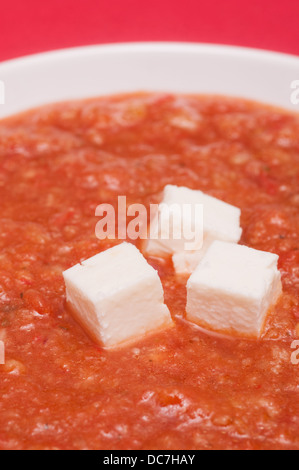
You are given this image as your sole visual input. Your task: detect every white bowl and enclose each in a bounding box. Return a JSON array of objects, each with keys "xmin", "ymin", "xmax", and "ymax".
[{"xmin": 0, "ymin": 42, "xmax": 298, "ymax": 119}]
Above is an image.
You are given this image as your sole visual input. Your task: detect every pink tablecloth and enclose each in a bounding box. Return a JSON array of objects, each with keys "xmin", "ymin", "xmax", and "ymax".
[{"xmin": 1, "ymin": 0, "xmax": 298, "ymax": 62}]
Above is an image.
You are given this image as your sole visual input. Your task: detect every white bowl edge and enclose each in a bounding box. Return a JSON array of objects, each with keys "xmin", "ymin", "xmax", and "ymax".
[{"xmin": 0, "ymin": 42, "xmax": 298, "ymax": 119}]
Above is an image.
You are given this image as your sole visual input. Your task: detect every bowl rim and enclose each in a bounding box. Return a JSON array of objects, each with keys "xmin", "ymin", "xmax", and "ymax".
[
  {"xmin": 0, "ymin": 42, "xmax": 298, "ymax": 70},
  {"xmin": 1, "ymin": 42, "xmax": 299, "ymax": 119}
]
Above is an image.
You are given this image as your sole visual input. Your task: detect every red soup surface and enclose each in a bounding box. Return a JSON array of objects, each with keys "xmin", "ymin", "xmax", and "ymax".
[{"xmin": 0, "ymin": 93, "xmax": 299, "ymax": 450}]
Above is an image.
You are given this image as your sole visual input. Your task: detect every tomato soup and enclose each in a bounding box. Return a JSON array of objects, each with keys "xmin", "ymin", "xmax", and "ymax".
[{"xmin": 0, "ymin": 93, "xmax": 299, "ymax": 450}]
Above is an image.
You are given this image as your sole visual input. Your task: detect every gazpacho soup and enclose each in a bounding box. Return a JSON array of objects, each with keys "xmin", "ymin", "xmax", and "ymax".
[{"xmin": 0, "ymin": 93, "xmax": 299, "ymax": 450}]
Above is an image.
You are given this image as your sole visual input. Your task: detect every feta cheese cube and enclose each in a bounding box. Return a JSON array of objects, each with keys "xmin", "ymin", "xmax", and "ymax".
[
  {"xmin": 63, "ymin": 242, "xmax": 172, "ymax": 348},
  {"xmin": 144, "ymin": 185, "xmax": 242, "ymax": 275},
  {"xmin": 172, "ymin": 241, "xmax": 213, "ymax": 276},
  {"xmin": 186, "ymin": 241, "xmax": 282, "ymax": 338},
  {"xmin": 146, "ymin": 185, "xmax": 205, "ymax": 255}
]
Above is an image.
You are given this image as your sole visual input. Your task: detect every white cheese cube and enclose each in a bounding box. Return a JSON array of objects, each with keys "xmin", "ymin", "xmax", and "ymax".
[
  {"xmin": 63, "ymin": 242, "xmax": 172, "ymax": 348},
  {"xmin": 172, "ymin": 240, "xmax": 213, "ymax": 276},
  {"xmin": 146, "ymin": 186, "xmax": 205, "ymax": 255},
  {"xmin": 186, "ymin": 241, "xmax": 282, "ymax": 338},
  {"xmin": 145, "ymin": 185, "xmax": 242, "ymax": 275}
]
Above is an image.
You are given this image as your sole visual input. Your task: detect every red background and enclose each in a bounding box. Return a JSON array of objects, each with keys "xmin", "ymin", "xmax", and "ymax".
[{"xmin": 0, "ymin": 0, "xmax": 298, "ymax": 62}]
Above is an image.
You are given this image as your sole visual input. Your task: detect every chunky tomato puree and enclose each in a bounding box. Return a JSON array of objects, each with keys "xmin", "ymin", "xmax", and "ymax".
[{"xmin": 0, "ymin": 93, "xmax": 299, "ymax": 450}]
